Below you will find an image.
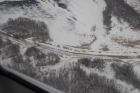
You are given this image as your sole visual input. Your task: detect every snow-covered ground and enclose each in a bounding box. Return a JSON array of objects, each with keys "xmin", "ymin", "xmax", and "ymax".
[
  {"xmin": 1, "ymin": 1, "xmax": 140, "ymax": 93},
  {"xmin": 0, "ymin": 0, "xmax": 140, "ymax": 54}
]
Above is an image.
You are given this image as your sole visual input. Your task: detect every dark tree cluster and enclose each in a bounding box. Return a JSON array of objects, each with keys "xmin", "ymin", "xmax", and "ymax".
[
  {"xmin": 3, "ymin": 44, "xmax": 20, "ymax": 58},
  {"xmin": 25, "ymin": 47, "xmax": 60, "ymax": 66},
  {"xmin": 2, "ymin": 17, "xmax": 51, "ymax": 42},
  {"xmin": 11, "ymin": 55, "xmax": 24, "ymax": 64},
  {"xmin": 8, "ymin": 60, "xmax": 123, "ymax": 93},
  {"xmin": 0, "ymin": 37, "xmax": 24, "ymax": 64},
  {"xmin": 103, "ymin": 0, "xmax": 140, "ymax": 30},
  {"xmin": 0, "ymin": 37, "xmax": 3, "ymax": 55},
  {"xmin": 111, "ymin": 63, "xmax": 140, "ymax": 90},
  {"xmin": 25, "ymin": 47, "xmax": 46, "ymax": 64},
  {"xmin": 0, "ymin": 0, "xmax": 38, "ymax": 8},
  {"xmin": 54, "ymin": 0, "xmax": 60, "ymax": 3},
  {"xmin": 0, "ymin": 37, "xmax": 3, "ymax": 49},
  {"xmin": 8, "ymin": 58, "xmax": 41, "ymax": 80},
  {"xmin": 0, "ymin": 38, "xmax": 20, "ymax": 59},
  {"xmin": 1, "ymin": 42, "xmax": 40, "ymax": 79},
  {"xmin": 0, "ymin": 37, "xmax": 12, "ymax": 49},
  {"xmin": 54, "ymin": 0, "xmax": 67, "ymax": 9},
  {"xmin": 103, "ymin": 0, "xmax": 113, "ymax": 31},
  {"xmin": 58, "ymin": 3, "xmax": 67, "ymax": 9},
  {"xmin": 43, "ymin": 66, "xmax": 121, "ymax": 93},
  {"xmin": 78, "ymin": 58, "xmax": 105, "ymax": 70}
]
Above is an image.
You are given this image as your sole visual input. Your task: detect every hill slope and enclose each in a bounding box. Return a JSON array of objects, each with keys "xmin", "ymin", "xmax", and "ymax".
[{"xmin": 0, "ymin": 0, "xmax": 140, "ymax": 54}]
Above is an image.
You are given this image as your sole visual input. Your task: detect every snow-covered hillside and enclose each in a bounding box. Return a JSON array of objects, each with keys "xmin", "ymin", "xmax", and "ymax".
[
  {"xmin": 0, "ymin": 0, "xmax": 140, "ymax": 54},
  {"xmin": 1, "ymin": 1, "xmax": 140, "ymax": 93}
]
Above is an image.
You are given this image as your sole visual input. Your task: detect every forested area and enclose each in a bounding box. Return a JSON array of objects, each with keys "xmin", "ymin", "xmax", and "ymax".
[
  {"xmin": 111, "ymin": 63, "xmax": 140, "ymax": 90},
  {"xmin": 0, "ymin": 37, "xmax": 20, "ymax": 59},
  {"xmin": 43, "ymin": 65, "xmax": 121, "ymax": 93},
  {"xmin": 0, "ymin": 0, "xmax": 38, "ymax": 7},
  {"xmin": 1, "ymin": 17, "xmax": 51, "ymax": 42},
  {"xmin": 78, "ymin": 58, "xmax": 105, "ymax": 71},
  {"xmin": 0, "ymin": 37, "xmax": 59, "ymax": 72},
  {"xmin": 0, "ymin": 0, "xmax": 140, "ymax": 90},
  {"xmin": 1, "ymin": 37, "xmax": 140, "ymax": 93},
  {"xmin": 103, "ymin": 0, "xmax": 140, "ymax": 30}
]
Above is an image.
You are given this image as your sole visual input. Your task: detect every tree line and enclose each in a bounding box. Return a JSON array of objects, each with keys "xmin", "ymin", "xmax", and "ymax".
[{"xmin": 103, "ymin": 0, "xmax": 140, "ymax": 30}]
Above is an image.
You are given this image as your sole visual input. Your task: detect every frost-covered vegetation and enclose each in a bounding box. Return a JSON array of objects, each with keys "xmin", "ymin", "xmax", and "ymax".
[
  {"xmin": 1, "ymin": 17, "xmax": 51, "ymax": 42},
  {"xmin": 103, "ymin": 0, "xmax": 140, "ymax": 30},
  {"xmin": 43, "ymin": 65, "xmax": 120, "ymax": 93},
  {"xmin": 1, "ymin": 0, "xmax": 140, "ymax": 93},
  {"xmin": 0, "ymin": 0, "xmax": 140, "ymax": 54},
  {"xmin": 111, "ymin": 63, "xmax": 140, "ymax": 90},
  {"xmin": 0, "ymin": 37, "xmax": 20, "ymax": 59},
  {"xmin": 0, "ymin": 37, "xmax": 59, "ymax": 67},
  {"xmin": 1, "ymin": 37, "xmax": 140, "ymax": 93},
  {"xmin": 25, "ymin": 47, "xmax": 60, "ymax": 66},
  {"xmin": 78, "ymin": 58, "xmax": 105, "ymax": 70},
  {"xmin": 0, "ymin": 0, "xmax": 38, "ymax": 7}
]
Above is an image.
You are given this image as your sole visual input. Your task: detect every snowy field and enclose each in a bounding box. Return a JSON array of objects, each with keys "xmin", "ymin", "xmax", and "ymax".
[
  {"xmin": 0, "ymin": 0, "xmax": 140, "ymax": 55},
  {"xmin": 1, "ymin": 0, "xmax": 140, "ymax": 93}
]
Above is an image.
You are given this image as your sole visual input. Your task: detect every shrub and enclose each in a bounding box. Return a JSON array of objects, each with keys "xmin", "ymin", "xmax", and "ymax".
[
  {"xmin": 91, "ymin": 59, "xmax": 105, "ymax": 69},
  {"xmin": 58, "ymin": 3, "xmax": 67, "ymax": 9},
  {"xmin": 101, "ymin": 44, "xmax": 109, "ymax": 51},
  {"xmin": 78, "ymin": 58, "xmax": 91, "ymax": 67},
  {"xmin": 103, "ymin": 0, "xmax": 140, "ymax": 29},
  {"xmin": 0, "ymin": 38, "xmax": 21, "ymax": 60},
  {"xmin": 25, "ymin": 47, "xmax": 47, "ymax": 65},
  {"xmin": 25, "ymin": 47, "xmax": 39, "ymax": 57},
  {"xmin": 25, "ymin": 47, "xmax": 60, "ymax": 66},
  {"xmin": 3, "ymin": 44, "xmax": 20, "ymax": 58},
  {"xmin": 46, "ymin": 52, "xmax": 60, "ymax": 65},
  {"xmin": 11, "ymin": 55, "xmax": 24, "ymax": 63},
  {"xmin": 0, "ymin": 36, "xmax": 4, "ymax": 49},
  {"xmin": 0, "ymin": 0, "xmax": 39, "ymax": 7}
]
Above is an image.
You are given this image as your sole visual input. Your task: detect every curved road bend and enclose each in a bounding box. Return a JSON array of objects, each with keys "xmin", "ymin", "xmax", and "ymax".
[{"xmin": 0, "ymin": 31, "xmax": 140, "ymax": 60}]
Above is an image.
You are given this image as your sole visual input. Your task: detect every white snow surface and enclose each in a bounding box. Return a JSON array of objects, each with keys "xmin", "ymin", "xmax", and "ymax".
[
  {"xmin": 0, "ymin": 0, "xmax": 140, "ymax": 54},
  {"xmin": 39, "ymin": 0, "xmax": 100, "ymax": 46}
]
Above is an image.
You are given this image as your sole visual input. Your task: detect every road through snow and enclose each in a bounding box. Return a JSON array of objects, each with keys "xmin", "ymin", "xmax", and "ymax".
[{"xmin": 0, "ymin": 31, "xmax": 140, "ymax": 60}]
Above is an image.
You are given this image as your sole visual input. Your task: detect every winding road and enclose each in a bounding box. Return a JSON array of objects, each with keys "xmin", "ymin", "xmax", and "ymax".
[{"xmin": 0, "ymin": 30, "xmax": 140, "ymax": 60}]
